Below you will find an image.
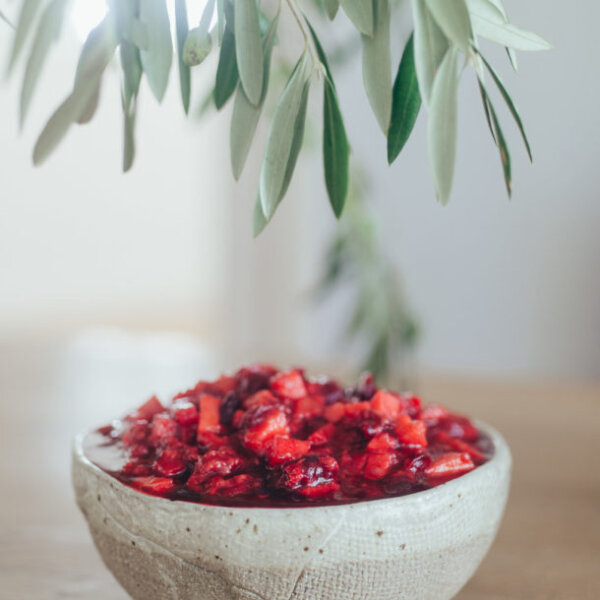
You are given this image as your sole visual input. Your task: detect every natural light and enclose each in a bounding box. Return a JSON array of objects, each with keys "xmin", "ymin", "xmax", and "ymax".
[{"xmin": 70, "ymin": 0, "xmax": 208, "ymax": 40}]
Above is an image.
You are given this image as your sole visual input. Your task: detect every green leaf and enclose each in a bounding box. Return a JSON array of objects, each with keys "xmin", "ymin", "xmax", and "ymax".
[
  {"xmin": 478, "ymin": 80, "xmax": 511, "ymax": 196},
  {"xmin": 361, "ymin": 0, "xmax": 392, "ymax": 133},
  {"xmin": 19, "ymin": 0, "xmax": 69, "ymax": 128},
  {"xmin": 426, "ymin": 0, "xmax": 472, "ymax": 55},
  {"xmin": 230, "ymin": 9, "xmax": 279, "ymax": 180},
  {"xmin": 123, "ymin": 99, "xmax": 137, "ymax": 172},
  {"xmin": 120, "ymin": 40, "xmax": 143, "ymax": 108},
  {"xmin": 306, "ymin": 20, "xmax": 333, "ymax": 83},
  {"xmin": 466, "ymin": 1, "xmax": 552, "ymax": 51},
  {"xmin": 76, "ymin": 82, "xmax": 101, "ymax": 124},
  {"xmin": 340, "ymin": 0, "xmax": 373, "ymax": 36},
  {"xmin": 214, "ymin": 25, "xmax": 238, "ymax": 108},
  {"xmin": 8, "ymin": 0, "xmax": 41, "ymax": 73},
  {"xmin": 260, "ymin": 51, "xmax": 311, "ymax": 220},
  {"xmin": 465, "ymin": 0, "xmax": 517, "ymax": 69},
  {"xmin": 33, "ymin": 17, "xmax": 117, "ymax": 165},
  {"xmin": 323, "ymin": 79, "xmax": 350, "ymax": 218},
  {"xmin": 131, "ymin": 19, "xmax": 149, "ymax": 50},
  {"xmin": 253, "ymin": 195, "xmax": 268, "ymax": 237},
  {"xmin": 388, "ymin": 33, "xmax": 421, "ymax": 164},
  {"xmin": 183, "ymin": 28, "xmax": 213, "ymax": 66},
  {"xmin": 139, "ymin": 0, "xmax": 173, "ymax": 102},
  {"xmin": 324, "ymin": 0, "xmax": 340, "ymax": 20},
  {"xmin": 216, "ymin": 0, "xmax": 225, "ymax": 44},
  {"xmin": 411, "ymin": 0, "xmax": 448, "ymax": 108},
  {"xmin": 234, "ymin": 0, "xmax": 264, "ymax": 105},
  {"xmin": 477, "ymin": 51, "xmax": 532, "ymax": 162},
  {"xmin": 427, "ymin": 46, "xmax": 459, "ymax": 205},
  {"xmin": 306, "ymin": 19, "xmax": 350, "ymax": 216},
  {"xmin": 174, "ymin": 0, "xmax": 191, "ymax": 113}
]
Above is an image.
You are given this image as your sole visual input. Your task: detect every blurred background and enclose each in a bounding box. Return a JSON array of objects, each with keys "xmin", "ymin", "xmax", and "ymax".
[{"xmin": 0, "ymin": 0, "xmax": 599, "ymax": 423}]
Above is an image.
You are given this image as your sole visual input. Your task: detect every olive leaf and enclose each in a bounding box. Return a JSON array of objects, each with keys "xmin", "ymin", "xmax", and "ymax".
[
  {"xmin": 308, "ymin": 20, "xmax": 350, "ymax": 218},
  {"xmin": 33, "ymin": 17, "xmax": 117, "ymax": 165},
  {"xmin": 174, "ymin": 0, "xmax": 191, "ymax": 113},
  {"xmin": 139, "ymin": 0, "xmax": 172, "ymax": 103},
  {"xmin": 324, "ymin": 0, "xmax": 340, "ymax": 20},
  {"xmin": 477, "ymin": 50, "xmax": 532, "ymax": 162},
  {"xmin": 361, "ymin": 0, "xmax": 392, "ymax": 133},
  {"xmin": 235, "ymin": 0, "xmax": 263, "ymax": 106},
  {"xmin": 341, "ymin": 0, "xmax": 374, "ymax": 36},
  {"xmin": 478, "ymin": 79, "xmax": 511, "ymax": 196},
  {"xmin": 411, "ymin": 0, "xmax": 448, "ymax": 109},
  {"xmin": 253, "ymin": 194, "xmax": 268, "ymax": 237},
  {"xmin": 183, "ymin": 0, "xmax": 215, "ymax": 66},
  {"xmin": 8, "ymin": 0, "xmax": 40, "ymax": 72},
  {"xmin": 121, "ymin": 40, "xmax": 143, "ymax": 108},
  {"xmin": 230, "ymin": 9, "xmax": 279, "ymax": 180},
  {"xmin": 465, "ymin": 0, "xmax": 517, "ymax": 70},
  {"xmin": 122, "ymin": 98, "xmax": 137, "ymax": 172},
  {"xmin": 466, "ymin": 0, "xmax": 552, "ymax": 51},
  {"xmin": 214, "ymin": 23, "xmax": 238, "ymax": 109},
  {"xmin": 323, "ymin": 79, "xmax": 350, "ymax": 218},
  {"xmin": 76, "ymin": 82, "xmax": 101, "ymax": 124},
  {"xmin": 388, "ymin": 33, "xmax": 421, "ymax": 164},
  {"xmin": 427, "ymin": 46, "xmax": 459, "ymax": 205},
  {"xmin": 120, "ymin": 40, "xmax": 142, "ymax": 172},
  {"xmin": 183, "ymin": 28, "xmax": 213, "ymax": 66},
  {"xmin": 216, "ymin": 0, "xmax": 225, "ymax": 44},
  {"xmin": 260, "ymin": 51, "xmax": 311, "ymax": 221},
  {"xmin": 425, "ymin": 0, "xmax": 472, "ymax": 55},
  {"xmin": 20, "ymin": 0, "xmax": 69, "ymax": 128}
]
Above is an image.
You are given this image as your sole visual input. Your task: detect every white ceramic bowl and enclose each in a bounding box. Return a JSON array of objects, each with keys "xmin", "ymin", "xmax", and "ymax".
[{"xmin": 72, "ymin": 422, "xmax": 511, "ymax": 600}]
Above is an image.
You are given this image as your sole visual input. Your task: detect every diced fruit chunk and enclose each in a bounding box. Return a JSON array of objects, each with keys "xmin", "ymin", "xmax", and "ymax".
[
  {"xmin": 270, "ymin": 369, "xmax": 307, "ymax": 400},
  {"xmin": 133, "ymin": 476, "xmax": 176, "ymax": 494},
  {"xmin": 197, "ymin": 394, "xmax": 222, "ymax": 434},
  {"xmin": 242, "ymin": 407, "xmax": 290, "ymax": 453},
  {"xmin": 396, "ymin": 414, "xmax": 427, "ymax": 447},
  {"xmin": 266, "ymin": 437, "xmax": 311, "ymax": 466},
  {"xmin": 371, "ymin": 391, "xmax": 402, "ymax": 420},
  {"xmin": 136, "ymin": 396, "xmax": 165, "ymax": 420},
  {"xmin": 424, "ymin": 452, "xmax": 475, "ymax": 479},
  {"xmin": 89, "ymin": 366, "xmax": 490, "ymax": 507}
]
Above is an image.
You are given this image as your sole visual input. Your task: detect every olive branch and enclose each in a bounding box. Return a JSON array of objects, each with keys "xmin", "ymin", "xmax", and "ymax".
[{"xmin": 6, "ymin": 0, "xmax": 551, "ymax": 231}]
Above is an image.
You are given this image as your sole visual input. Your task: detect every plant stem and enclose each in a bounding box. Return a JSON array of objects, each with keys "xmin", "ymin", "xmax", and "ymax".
[{"xmin": 285, "ymin": 0, "xmax": 320, "ymax": 67}]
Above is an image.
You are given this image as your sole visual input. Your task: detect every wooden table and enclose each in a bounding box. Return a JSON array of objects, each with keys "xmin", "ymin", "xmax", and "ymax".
[{"xmin": 1, "ymin": 342, "xmax": 599, "ymax": 599}]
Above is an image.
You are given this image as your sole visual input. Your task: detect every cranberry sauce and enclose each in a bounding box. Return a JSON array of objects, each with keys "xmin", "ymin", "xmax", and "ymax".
[{"xmin": 85, "ymin": 366, "xmax": 493, "ymax": 507}]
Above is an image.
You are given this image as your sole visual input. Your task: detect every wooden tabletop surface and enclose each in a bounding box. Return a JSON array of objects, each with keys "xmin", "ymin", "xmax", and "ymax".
[{"xmin": 1, "ymin": 342, "xmax": 599, "ymax": 599}]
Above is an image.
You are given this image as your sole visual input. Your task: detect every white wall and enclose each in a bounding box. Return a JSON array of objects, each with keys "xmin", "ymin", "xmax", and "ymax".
[
  {"xmin": 298, "ymin": 1, "xmax": 600, "ymax": 380},
  {"xmin": 0, "ymin": 22, "xmax": 229, "ymax": 341}
]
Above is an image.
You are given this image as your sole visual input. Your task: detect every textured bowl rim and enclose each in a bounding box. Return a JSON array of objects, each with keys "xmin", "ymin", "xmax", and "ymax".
[{"xmin": 73, "ymin": 418, "xmax": 511, "ymax": 515}]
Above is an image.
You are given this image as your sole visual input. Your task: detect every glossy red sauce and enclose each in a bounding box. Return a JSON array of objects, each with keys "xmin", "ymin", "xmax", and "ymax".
[{"xmin": 85, "ymin": 365, "xmax": 493, "ymax": 507}]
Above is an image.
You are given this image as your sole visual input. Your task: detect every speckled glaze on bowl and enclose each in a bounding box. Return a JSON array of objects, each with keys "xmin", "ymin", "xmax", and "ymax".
[{"xmin": 72, "ymin": 422, "xmax": 511, "ymax": 600}]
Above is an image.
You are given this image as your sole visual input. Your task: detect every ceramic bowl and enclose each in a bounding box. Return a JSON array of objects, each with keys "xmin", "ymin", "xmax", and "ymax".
[{"xmin": 72, "ymin": 421, "xmax": 511, "ymax": 600}]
